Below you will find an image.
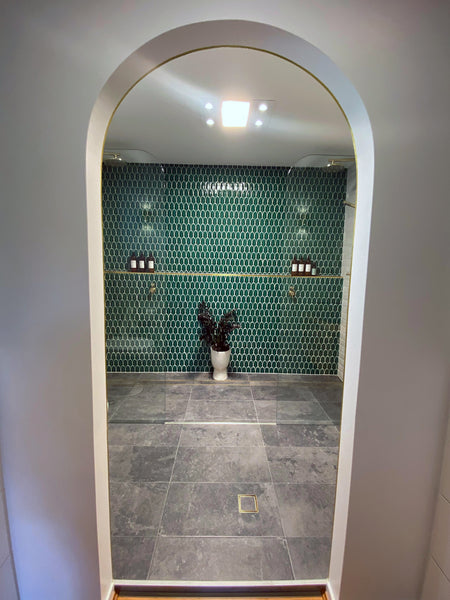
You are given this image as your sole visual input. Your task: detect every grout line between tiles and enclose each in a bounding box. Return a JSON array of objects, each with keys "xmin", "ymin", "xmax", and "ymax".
[
  {"xmin": 258, "ymin": 385, "xmax": 296, "ymax": 580},
  {"xmin": 145, "ymin": 386, "xmax": 189, "ymax": 579}
]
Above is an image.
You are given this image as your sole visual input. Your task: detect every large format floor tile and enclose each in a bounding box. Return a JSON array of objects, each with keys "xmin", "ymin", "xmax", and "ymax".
[
  {"xmin": 287, "ymin": 537, "xmax": 331, "ymax": 579},
  {"xmin": 172, "ymin": 447, "xmax": 271, "ymax": 482},
  {"xmin": 317, "ymin": 401, "xmax": 342, "ymax": 425},
  {"xmin": 252, "ymin": 386, "xmax": 317, "ymax": 403},
  {"xmin": 149, "ymin": 536, "xmax": 293, "ymax": 581},
  {"xmin": 110, "ymin": 480, "xmax": 168, "ymax": 537},
  {"xmin": 179, "ymin": 424, "xmax": 264, "ymax": 447},
  {"xmin": 185, "ymin": 399, "xmax": 257, "ymax": 422},
  {"xmin": 109, "ymin": 446, "xmax": 177, "ymax": 482},
  {"xmin": 110, "ymin": 395, "xmax": 188, "ymax": 423},
  {"xmin": 160, "ymin": 482, "xmax": 284, "ymax": 536},
  {"xmin": 111, "ymin": 536, "xmax": 156, "ymax": 579},
  {"xmin": 255, "ymin": 399, "xmax": 331, "ymax": 424},
  {"xmin": 108, "ymin": 423, "xmax": 182, "ymax": 446},
  {"xmin": 274, "ymin": 483, "xmax": 336, "ymax": 537},
  {"xmin": 261, "ymin": 424, "xmax": 340, "ymax": 447},
  {"xmin": 107, "ymin": 372, "xmax": 343, "ymax": 582},
  {"xmin": 267, "ymin": 447, "xmax": 338, "ymax": 484}
]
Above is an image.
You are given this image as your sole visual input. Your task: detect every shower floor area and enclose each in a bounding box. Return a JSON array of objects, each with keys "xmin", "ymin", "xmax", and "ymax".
[{"xmin": 107, "ymin": 373, "xmax": 342, "ymax": 582}]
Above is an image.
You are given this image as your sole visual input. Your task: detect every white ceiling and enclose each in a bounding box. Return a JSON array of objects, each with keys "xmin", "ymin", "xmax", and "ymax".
[{"xmin": 105, "ymin": 47, "xmax": 354, "ymax": 167}]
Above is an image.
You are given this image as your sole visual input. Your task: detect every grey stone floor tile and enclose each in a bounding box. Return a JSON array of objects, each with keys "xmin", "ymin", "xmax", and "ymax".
[
  {"xmin": 185, "ymin": 399, "xmax": 257, "ymax": 422},
  {"xmin": 317, "ymin": 401, "xmax": 342, "ymax": 424},
  {"xmin": 109, "ymin": 480, "xmax": 168, "ymax": 536},
  {"xmin": 108, "ymin": 423, "xmax": 181, "ymax": 446},
  {"xmin": 148, "ymin": 536, "xmax": 293, "ymax": 581},
  {"xmin": 107, "ymin": 384, "xmax": 135, "ymax": 400},
  {"xmin": 256, "ymin": 400, "xmax": 331, "ymax": 424},
  {"xmin": 312, "ymin": 387, "xmax": 343, "ymax": 403},
  {"xmin": 138, "ymin": 373, "xmax": 167, "ymax": 382},
  {"xmin": 248, "ymin": 373, "xmax": 279, "ymax": 385},
  {"xmin": 267, "ymin": 447, "xmax": 338, "ymax": 484},
  {"xmin": 160, "ymin": 482, "xmax": 283, "ymax": 536},
  {"xmin": 252, "ymin": 386, "xmax": 316, "ymax": 403},
  {"xmin": 255, "ymin": 400, "xmax": 277, "ymax": 423},
  {"xmin": 187, "ymin": 372, "xmax": 250, "ymax": 384},
  {"xmin": 179, "ymin": 424, "xmax": 264, "ymax": 447},
  {"xmin": 275, "ymin": 483, "xmax": 336, "ymax": 537},
  {"xmin": 261, "ymin": 424, "xmax": 340, "ymax": 447},
  {"xmin": 107, "ymin": 373, "xmax": 141, "ymax": 385},
  {"xmin": 287, "ymin": 537, "xmax": 331, "ymax": 579},
  {"xmin": 109, "ymin": 446, "xmax": 177, "ymax": 481},
  {"xmin": 172, "ymin": 447, "xmax": 271, "ymax": 482},
  {"xmin": 190, "ymin": 385, "xmax": 253, "ymax": 402},
  {"xmin": 110, "ymin": 395, "xmax": 188, "ymax": 423},
  {"xmin": 111, "ymin": 536, "xmax": 155, "ymax": 579}
]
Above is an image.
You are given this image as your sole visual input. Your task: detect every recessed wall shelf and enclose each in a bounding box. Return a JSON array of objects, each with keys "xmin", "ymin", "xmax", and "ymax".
[{"xmin": 104, "ymin": 271, "xmax": 343, "ymax": 279}]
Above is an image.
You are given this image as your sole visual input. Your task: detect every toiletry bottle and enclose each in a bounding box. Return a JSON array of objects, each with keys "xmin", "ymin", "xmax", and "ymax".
[
  {"xmin": 311, "ymin": 262, "xmax": 317, "ymax": 276},
  {"xmin": 129, "ymin": 252, "xmax": 137, "ymax": 272},
  {"xmin": 147, "ymin": 252, "xmax": 155, "ymax": 273},
  {"xmin": 305, "ymin": 255, "xmax": 312, "ymax": 276},
  {"xmin": 138, "ymin": 252, "xmax": 146, "ymax": 272},
  {"xmin": 291, "ymin": 255, "xmax": 298, "ymax": 276},
  {"xmin": 298, "ymin": 255, "xmax": 305, "ymax": 276}
]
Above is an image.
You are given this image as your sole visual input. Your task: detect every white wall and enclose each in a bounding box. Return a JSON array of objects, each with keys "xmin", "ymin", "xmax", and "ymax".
[
  {"xmin": 421, "ymin": 414, "xmax": 450, "ymax": 599},
  {"xmin": 1, "ymin": 2, "xmax": 449, "ymax": 600},
  {"xmin": 0, "ymin": 453, "xmax": 19, "ymax": 600}
]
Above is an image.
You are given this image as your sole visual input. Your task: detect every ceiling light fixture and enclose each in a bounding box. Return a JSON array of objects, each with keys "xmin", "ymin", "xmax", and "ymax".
[
  {"xmin": 258, "ymin": 103, "xmax": 268, "ymax": 112},
  {"xmin": 205, "ymin": 102, "xmax": 213, "ymax": 110},
  {"xmin": 206, "ymin": 118, "xmax": 215, "ymax": 126},
  {"xmin": 222, "ymin": 101, "xmax": 250, "ymax": 127},
  {"xmin": 255, "ymin": 119, "xmax": 263, "ymax": 127}
]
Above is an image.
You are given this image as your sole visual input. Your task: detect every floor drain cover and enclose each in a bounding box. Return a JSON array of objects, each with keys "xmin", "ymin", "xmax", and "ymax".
[{"xmin": 238, "ymin": 494, "xmax": 259, "ymax": 513}]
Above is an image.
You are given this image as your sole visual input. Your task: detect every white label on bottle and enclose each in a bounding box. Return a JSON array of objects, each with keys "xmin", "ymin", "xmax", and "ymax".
[
  {"xmin": 139, "ymin": 260, "xmax": 145, "ymax": 269},
  {"xmin": 292, "ymin": 263, "xmax": 298, "ymax": 273},
  {"xmin": 311, "ymin": 268, "xmax": 317, "ymax": 276},
  {"xmin": 148, "ymin": 260, "xmax": 154, "ymax": 269},
  {"xmin": 130, "ymin": 260, "xmax": 137, "ymax": 269},
  {"xmin": 299, "ymin": 264, "xmax": 305, "ymax": 273},
  {"xmin": 305, "ymin": 264, "xmax": 311, "ymax": 272}
]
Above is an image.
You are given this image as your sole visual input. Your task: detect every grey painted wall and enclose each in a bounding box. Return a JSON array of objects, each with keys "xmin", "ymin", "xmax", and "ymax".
[{"xmin": 0, "ymin": 2, "xmax": 449, "ymax": 599}]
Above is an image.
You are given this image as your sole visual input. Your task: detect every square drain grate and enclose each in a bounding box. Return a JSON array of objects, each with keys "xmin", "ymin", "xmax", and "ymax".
[{"xmin": 238, "ymin": 494, "xmax": 259, "ymax": 514}]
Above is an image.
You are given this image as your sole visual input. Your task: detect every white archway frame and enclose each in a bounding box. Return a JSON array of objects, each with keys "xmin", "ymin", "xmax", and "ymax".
[{"xmin": 86, "ymin": 20, "xmax": 374, "ymax": 599}]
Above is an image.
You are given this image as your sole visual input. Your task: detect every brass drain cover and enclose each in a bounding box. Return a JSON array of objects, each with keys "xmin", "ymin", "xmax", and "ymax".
[{"xmin": 238, "ymin": 494, "xmax": 259, "ymax": 513}]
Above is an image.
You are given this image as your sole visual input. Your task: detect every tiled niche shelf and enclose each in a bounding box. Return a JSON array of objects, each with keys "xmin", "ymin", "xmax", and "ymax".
[{"xmin": 104, "ymin": 270, "xmax": 343, "ymax": 279}]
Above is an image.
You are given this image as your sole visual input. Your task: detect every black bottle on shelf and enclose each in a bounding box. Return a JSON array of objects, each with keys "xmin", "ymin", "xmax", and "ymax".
[
  {"xmin": 311, "ymin": 262, "xmax": 317, "ymax": 276},
  {"xmin": 129, "ymin": 252, "xmax": 137, "ymax": 272},
  {"xmin": 138, "ymin": 252, "xmax": 146, "ymax": 272},
  {"xmin": 291, "ymin": 255, "xmax": 298, "ymax": 276},
  {"xmin": 146, "ymin": 252, "xmax": 155, "ymax": 273}
]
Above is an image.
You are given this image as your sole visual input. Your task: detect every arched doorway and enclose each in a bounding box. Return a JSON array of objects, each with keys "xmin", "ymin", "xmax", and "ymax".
[{"xmin": 86, "ymin": 20, "xmax": 374, "ymax": 598}]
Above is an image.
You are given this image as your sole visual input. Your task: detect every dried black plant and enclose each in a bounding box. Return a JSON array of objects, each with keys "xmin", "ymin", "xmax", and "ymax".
[{"xmin": 197, "ymin": 301, "xmax": 240, "ymax": 352}]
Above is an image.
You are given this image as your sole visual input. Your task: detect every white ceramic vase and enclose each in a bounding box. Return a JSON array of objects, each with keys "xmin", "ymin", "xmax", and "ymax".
[{"xmin": 210, "ymin": 348, "xmax": 231, "ymax": 381}]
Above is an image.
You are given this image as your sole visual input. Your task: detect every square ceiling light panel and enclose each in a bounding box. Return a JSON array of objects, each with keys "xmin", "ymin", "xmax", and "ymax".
[{"xmin": 221, "ymin": 101, "xmax": 250, "ymax": 127}]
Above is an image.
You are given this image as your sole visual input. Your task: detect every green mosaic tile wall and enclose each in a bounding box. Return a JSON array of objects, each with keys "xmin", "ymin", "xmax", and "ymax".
[
  {"xmin": 102, "ymin": 164, "xmax": 346, "ymax": 373},
  {"xmin": 104, "ymin": 273, "xmax": 342, "ymax": 373}
]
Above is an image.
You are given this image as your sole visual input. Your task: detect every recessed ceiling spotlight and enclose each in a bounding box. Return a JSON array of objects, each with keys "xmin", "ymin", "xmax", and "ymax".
[
  {"xmin": 255, "ymin": 119, "xmax": 263, "ymax": 127},
  {"xmin": 206, "ymin": 118, "xmax": 215, "ymax": 126},
  {"xmin": 258, "ymin": 103, "xmax": 268, "ymax": 112},
  {"xmin": 205, "ymin": 102, "xmax": 213, "ymax": 110},
  {"xmin": 222, "ymin": 101, "xmax": 250, "ymax": 127}
]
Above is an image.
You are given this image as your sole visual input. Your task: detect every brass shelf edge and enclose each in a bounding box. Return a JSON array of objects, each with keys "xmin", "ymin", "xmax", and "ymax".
[{"xmin": 104, "ymin": 271, "xmax": 343, "ymax": 279}]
